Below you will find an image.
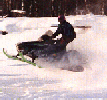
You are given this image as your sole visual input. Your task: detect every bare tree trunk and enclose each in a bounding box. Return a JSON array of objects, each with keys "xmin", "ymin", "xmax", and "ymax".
[
  {"xmin": 36, "ymin": 0, "xmax": 44, "ymax": 17},
  {"xmin": 3, "ymin": 0, "xmax": 8, "ymax": 15},
  {"xmin": 31, "ymin": 0, "xmax": 35, "ymax": 17},
  {"xmin": 11, "ymin": 0, "xmax": 14, "ymax": 10},
  {"xmin": 43, "ymin": 0, "xmax": 52, "ymax": 17},
  {"xmin": 18, "ymin": 0, "xmax": 22, "ymax": 10},
  {"xmin": 23, "ymin": 0, "xmax": 31, "ymax": 16},
  {"xmin": 52, "ymin": 0, "xmax": 58, "ymax": 16}
]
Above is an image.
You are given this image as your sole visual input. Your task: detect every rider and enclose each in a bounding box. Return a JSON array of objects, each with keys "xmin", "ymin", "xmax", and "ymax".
[
  {"xmin": 51, "ymin": 15, "xmax": 76, "ymax": 47},
  {"xmin": 31, "ymin": 15, "xmax": 76, "ymax": 59}
]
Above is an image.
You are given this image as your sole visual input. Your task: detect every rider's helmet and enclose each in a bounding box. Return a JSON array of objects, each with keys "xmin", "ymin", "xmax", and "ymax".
[{"xmin": 58, "ymin": 15, "xmax": 65, "ymax": 21}]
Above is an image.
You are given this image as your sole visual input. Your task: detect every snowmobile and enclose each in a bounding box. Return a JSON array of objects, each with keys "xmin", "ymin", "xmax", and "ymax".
[
  {"xmin": 16, "ymin": 34, "xmax": 84, "ymax": 72},
  {"xmin": 16, "ymin": 34, "xmax": 66, "ymax": 62}
]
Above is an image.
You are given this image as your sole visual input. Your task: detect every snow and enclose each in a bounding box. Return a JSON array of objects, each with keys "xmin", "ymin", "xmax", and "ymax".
[
  {"xmin": 0, "ymin": 14, "xmax": 107, "ymax": 99},
  {"xmin": 11, "ymin": 10, "xmax": 26, "ymax": 13}
]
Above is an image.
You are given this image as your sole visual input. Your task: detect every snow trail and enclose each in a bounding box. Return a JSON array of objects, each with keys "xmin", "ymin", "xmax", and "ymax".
[{"xmin": 0, "ymin": 15, "xmax": 107, "ymax": 98}]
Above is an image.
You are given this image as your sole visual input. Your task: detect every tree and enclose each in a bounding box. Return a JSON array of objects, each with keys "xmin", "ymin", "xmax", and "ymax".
[{"xmin": 104, "ymin": 0, "xmax": 107, "ymax": 15}]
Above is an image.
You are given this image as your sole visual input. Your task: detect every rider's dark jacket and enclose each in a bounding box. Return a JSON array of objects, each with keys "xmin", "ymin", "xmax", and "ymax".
[{"xmin": 52, "ymin": 20, "xmax": 75, "ymax": 40}]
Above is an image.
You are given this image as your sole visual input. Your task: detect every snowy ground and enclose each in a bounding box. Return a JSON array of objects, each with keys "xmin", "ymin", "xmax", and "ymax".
[{"xmin": 0, "ymin": 14, "xmax": 107, "ymax": 99}]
